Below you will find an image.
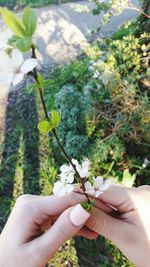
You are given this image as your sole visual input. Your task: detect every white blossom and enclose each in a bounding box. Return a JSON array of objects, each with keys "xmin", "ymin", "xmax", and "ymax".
[
  {"xmin": 72, "ymin": 158, "xmax": 90, "ymax": 178},
  {"xmin": 53, "ymin": 180, "xmax": 74, "ymax": 196},
  {"xmin": 59, "ymin": 164, "xmax": 75, "ymax": 183},
  {"xmin": 142, "ymin": 158, "xmax": 150, "ymax": 168},
  {"xmin": 53, "ymin": 169, "xmax": 74, "ymax": 196},
  {"xmin": 85, "ymin": 176, "xmax": 109, "ymax": 198},
  {"xmin": 0, "ymin": 49, "xmax": 38, "ymax": 87},
  {"xmin": 0, "ymin": 29, "xmax": 12, "ymax": 50},
  {"xmin": 53, "ymin": 158, "xmax": 91, "ymax": 196}
]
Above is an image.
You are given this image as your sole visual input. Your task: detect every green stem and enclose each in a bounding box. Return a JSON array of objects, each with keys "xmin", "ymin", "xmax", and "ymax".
[
  {"xmin": 31, "ymin": 45, "xmax": 91, "ymax": 204},
  {"xmin": 103, "ymin": 161, "xmax": 115, "ymax": 178}
]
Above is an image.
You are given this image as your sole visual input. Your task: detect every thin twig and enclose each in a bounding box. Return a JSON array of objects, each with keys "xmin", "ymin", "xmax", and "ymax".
[
  {"xmin": 30, "ymin": 45, "xmax": 91, "ymax": 204},
  {"xmin": 124, "ymin": 5, "xmax": 150, "ymax": 19}
]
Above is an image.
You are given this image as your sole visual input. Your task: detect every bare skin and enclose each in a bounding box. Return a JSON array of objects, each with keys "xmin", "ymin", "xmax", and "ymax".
[
  {"xmin": 1, "ymin": 186, "xmax": 150, "ymax": 267},
  {"xmin": 0, "ymin": 192, "xmax": 90, "ymax": 267},
  {"xmin": 84, "ymin": 185, "xmax": 150, "ymax": 267}
]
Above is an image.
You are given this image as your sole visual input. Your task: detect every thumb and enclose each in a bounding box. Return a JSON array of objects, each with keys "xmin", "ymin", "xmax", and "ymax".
[
  {"xmin": 86, "ymin": 207, "xmax": 133, "ymax": 248},
  {"xmin": 31, "ymin": 204, "xmax": 90, "ymax": 264}
]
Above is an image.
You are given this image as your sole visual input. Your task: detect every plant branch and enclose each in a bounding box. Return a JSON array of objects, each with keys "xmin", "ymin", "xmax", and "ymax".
[
  {"xmin": 125, "ymin": 2, "xmax": 150, "ymax": 19},
  {"xmin": 31, "ymin": 44, "xmax": 91, "ymax": 204}
]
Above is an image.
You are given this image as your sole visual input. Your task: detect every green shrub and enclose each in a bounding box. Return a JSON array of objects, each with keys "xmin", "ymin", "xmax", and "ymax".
[
  {"xmin": 55, "ymin": 84, "xmax": 90, "ymax": 160},
  {"xmin": 44, "ymin": 26, "xmax": 150, "ymax": 186}
]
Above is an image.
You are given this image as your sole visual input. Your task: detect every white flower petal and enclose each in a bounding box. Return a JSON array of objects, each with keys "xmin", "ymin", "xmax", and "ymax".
[
  {"xmin": 65, "ymin": 184, "xmax": 74, "ymax": 194},
  {"xmin": 0, "ymin": 72, "xmax": 13, "ymax": 87},
  {"xmin": 85, "ymin": 181, "xmax": 93, "ymax": 191},
  {"xmin": 66, "ymin": 173, "xmax": 74, "ymax": 184},
  {"xmin": 60, "ymin": 164, "xmax": 70, "ymax": 172},
  {"xmin": 95, "ymin": 190, "xmax": 103, "ymax": 198},
  {"xmin": 0, "ymin": 51, "xmax": 12, "ymax": 72},
  {"xmin": 59, "ymin": 172, "xmax": 74, "ymax": 183},
  {"xmin": 72, "ymin": 159, "xmax": 80, "ymax": 170},
  {"xmin": 0, "ymin": 30, "xmax": 12, "ymax": 50},
  {"xmin": 105, "ymin": 178, "xmax": 116, "ymax": 186},
  {"xmin": 79, "ymin": 168, "xmax": 89, "ymax": 178},
  {"xmin": 94, "ymin": 176, "xmax": 103, "ymax": 187},
  {"xmin": 53, "ymin": 181, "xmax": 64, "ymax": 195},
  {"xmin": 59, "ymin": 172, "xmax": 68, "ymax": 182},
  {"xmin": 143, "ymin": 158, "xmax": 150, "ymax": 168},
  {"xmin": 82, "ymin": 158, "xmax": 90, "ymax": 169},
  {"xmin": 12, "ymin": 49, "xmax": 24, "ymax": 68},
  {"xmin": 21, "ymin": 58, "xmax": 38, "ymax": 74},
  {"xmin": 12, "ymin": 73, "xmax": 24, "ymax": 86},
  {"xmin": 99, "ymin": 183, "xmax": 109, "ymax": 191},
  {"xmin": 85, "ymin": 189, "xmax": 95, "ymax": 196},
  {"xmin": 56, "ymin": 186, "xmax": 67, "ymax": 196}
]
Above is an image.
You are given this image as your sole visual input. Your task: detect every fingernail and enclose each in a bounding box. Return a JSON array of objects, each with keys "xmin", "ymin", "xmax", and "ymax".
[{"xmin": 69, "ymin": 204, "xmax": 90, "ymax": 227}]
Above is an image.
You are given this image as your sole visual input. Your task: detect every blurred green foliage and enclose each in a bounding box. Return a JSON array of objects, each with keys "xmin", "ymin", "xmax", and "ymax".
[
  {"xmin": 0, "ymin": 0, "xmax": 69, "ymax": 8},
  {"xmin": 44, "ymin": 21, "xmax": 150, "ymax": 187}
]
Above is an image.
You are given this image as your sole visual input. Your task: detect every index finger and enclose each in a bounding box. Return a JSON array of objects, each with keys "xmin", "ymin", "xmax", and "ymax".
[
  {"xmin": 96, "ymin": 185, "xmax": 137, "ymax": 212},
  {"xmin": 33, "ymin": 192, "xmax": 87, "ymax": 216}
]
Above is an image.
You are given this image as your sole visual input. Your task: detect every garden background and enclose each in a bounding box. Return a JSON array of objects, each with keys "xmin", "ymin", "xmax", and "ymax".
[{"xmin": 0, "ymin": 0, "xmax": 150, "ymax": 266}]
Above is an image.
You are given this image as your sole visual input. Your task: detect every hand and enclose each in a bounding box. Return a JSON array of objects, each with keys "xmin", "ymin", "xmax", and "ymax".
[
  {"xmin": 84, "ymin": 185, "xmax": 150, "ymax": 267},
  {"xmin": 0, "ymin": 193, "xmax": 90, "ymax": 267}
]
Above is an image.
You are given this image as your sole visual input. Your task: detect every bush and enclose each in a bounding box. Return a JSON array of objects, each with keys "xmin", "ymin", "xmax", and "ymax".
[
  {"xmin": 45, "ymin": 22, "xmax": 150, "ymax": 186},
  {"xmin": 43, "ymin": 21, "xmax": 150, "ymax": 266}
]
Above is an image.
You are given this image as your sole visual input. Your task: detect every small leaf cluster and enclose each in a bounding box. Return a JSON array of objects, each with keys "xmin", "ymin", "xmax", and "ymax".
[
  {"xmin": 38, "ymin": 110, "xmax": 61, "ymax": 134},
  {"xmin": 0, "ymin": 7, "xmax": 38, "ymax": 52}
]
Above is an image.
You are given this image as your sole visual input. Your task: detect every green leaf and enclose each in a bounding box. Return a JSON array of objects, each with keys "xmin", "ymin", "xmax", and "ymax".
[
  {"xmin": 37, "ymin": 74, "xmax": 45, "ymax": 87},
  {"xmin": 8, "ymin": 34, "xmax": 20, "ymax": 45},
  {"xmin": 0, "ymin": 8, "xmax": 26, "ymax": 37},
  {"xmin": 51, "ymin": 110, "xmax": 61, "ymax": 128},
  {"xmin": 81, "ymin": 201, "xmax": 95, "ymax": 213},
  {"xmin": 38, "ymin": 120, "xmax": 53, "ymax": 134},
  {"xmin": 121, "ymin": 169, "xmax": 136, "ymax": 188},
  {"xmin": 26, "ymin": 83, "xmax": 38, "ymax": 94},
  {"xmin": 16, "ymin": 36, "xmax": 32, "ymax": 52},
  {"xmin": 23, "ymin": 7, "xmax": 38, "ymax": 36}
]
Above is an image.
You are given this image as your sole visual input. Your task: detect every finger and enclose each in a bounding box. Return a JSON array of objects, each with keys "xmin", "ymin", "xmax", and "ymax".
[
  {"xmin": 99, "ymin": 185, "xmax": 137, "ymax": 212},
  {"xmin": 33, "ymin": 192, "xmax": 87, "ymax": 216},
  {"xmin": 27, "ymin": 204, "xmax": 90, "ymax": 265},
  {"xmin": 6, "ymin": 193, "xmax": 87, "ymax": 244},
  {"xmin": 75, "ymin": 185, "xmax": 137, "ymax": 213},
  {"xmin": 77, "ymin": 226, "xmax": 98, "ymax": 240},
  {"xmin": 86, "ymin": 207, "xmax": 134, "ymax": 249},
  {"xmin": 74, "ymin": 188, "xmax": 113, "ymax": 213}
]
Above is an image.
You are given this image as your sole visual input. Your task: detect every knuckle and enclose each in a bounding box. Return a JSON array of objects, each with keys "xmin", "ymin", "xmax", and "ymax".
[
  {"xmin": 17, "ymin": 194, "xmax": 31, "ymax": 203},
  {"xmin": 16, "ymin": 194, "xmax": 33, "ymax": 209},
  {"xmin": 68, "ymin": 192, "xmax": 80, "ymax": 206},
  {"xmin": 86, "ymin": 209, "xmax": 105, "ymax": 234}
]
